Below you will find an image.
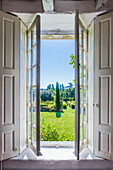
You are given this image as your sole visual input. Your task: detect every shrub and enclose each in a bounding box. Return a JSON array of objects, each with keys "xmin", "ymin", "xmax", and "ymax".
[
  {"xmin": 40, "ymin": 119, "xmax": 60, "ymax": 141},
  {"xmin": 68, "ymin": 101, "xmax": 75, "ymax": 109},
  {"xmin": 40, "ymin": 101, "xmax": 55, "ymax": 112},
  {"xmin": 67, "ymin": 101, "xmax": 71, "ymax": 107},
  {"xmin": 63, "ymin": 101, "xmax": 67, "ymax": 109},
  {"xmin": 70, "ymin": 101, "xmax": 75, "ymax": 109},
  {"xmin": 39, "ymin": 118, "xmax": 74, "ymax": 141}
]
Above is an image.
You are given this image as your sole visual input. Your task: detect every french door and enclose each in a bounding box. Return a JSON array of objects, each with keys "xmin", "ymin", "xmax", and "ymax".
[
  {"xmin": 75, "ymin": 11, "xmax": 88, "ymax": 160},
  {"xmin": 27, "ymin": 15, "xmax": 41, "ymax": 156}
]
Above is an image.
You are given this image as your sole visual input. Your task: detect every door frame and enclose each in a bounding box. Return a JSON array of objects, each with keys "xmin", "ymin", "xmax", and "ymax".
[{"xmin": 26, "ymin": 13, "xmax": 88, "ymax": 159}]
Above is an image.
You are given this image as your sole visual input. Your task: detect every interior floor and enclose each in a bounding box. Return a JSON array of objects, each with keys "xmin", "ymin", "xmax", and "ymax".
[{"xmin": 12, "ymin": 147, "xmax": 102, "ymax": 160}]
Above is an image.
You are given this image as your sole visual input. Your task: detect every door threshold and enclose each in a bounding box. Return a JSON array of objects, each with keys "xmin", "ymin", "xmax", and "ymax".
[
  {"xmin": 40, "ymin": 141, "xmax": 75, "ymax": 148},
  {"xmin": 12, "ymin": 147, "xmax": 102, "ymax": 161}
]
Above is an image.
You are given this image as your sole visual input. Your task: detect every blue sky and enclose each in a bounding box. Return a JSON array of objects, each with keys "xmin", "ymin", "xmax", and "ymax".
[{"xmin": 40, "ymin": 39, "xmax": 75, "ymax": 89}]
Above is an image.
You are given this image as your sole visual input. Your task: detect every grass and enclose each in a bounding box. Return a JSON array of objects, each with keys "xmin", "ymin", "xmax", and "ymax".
[
  {"xmin": 40, "ymin": 106, "xmax": 75, "ymax": 141},
  {"xmin": 31, "ymin": 106, "xmax": 86, "ymax": 141}
]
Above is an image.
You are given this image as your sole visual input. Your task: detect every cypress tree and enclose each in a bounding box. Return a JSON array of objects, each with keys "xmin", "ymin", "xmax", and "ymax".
[{"xmin": 56, "ymin": 82, "xmax": 61, "ymax": 111}]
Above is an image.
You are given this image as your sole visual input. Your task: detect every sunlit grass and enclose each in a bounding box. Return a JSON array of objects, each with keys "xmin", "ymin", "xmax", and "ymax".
[{"xmin": 30, "ymin": 106, "xmax": 86, "ymax": 141}]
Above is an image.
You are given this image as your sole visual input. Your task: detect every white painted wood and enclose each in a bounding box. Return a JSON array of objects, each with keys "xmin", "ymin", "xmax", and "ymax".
[
  {"xmin": 19, "ymin": 20, "xmax": 27, "ymax": 153},
  {"xmin": 0, "ymin": 11, "xmax": 20, "ymax": 160},
  {"xmin": 88, "ymin": 21, "xmax": 94, "ymax": 153},
  {"xmin": 94, "ymin": 11, "xmax": 113, "ymax": 160},
  {"xmin": 42, "ymin": 0, "xmax": 54, "ymax": 12}
]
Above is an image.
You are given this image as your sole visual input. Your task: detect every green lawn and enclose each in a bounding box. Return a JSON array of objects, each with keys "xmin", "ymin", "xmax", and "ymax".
[
  {"xmin": 31, "ymin": 106, "xmax": 86, "ymax": 141},
  {"xmin": 40, "ymin": 106, "xmax": 75, "ymax": 141}
]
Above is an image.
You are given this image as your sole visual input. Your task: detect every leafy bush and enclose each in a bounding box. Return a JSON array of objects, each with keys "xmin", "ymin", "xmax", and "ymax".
[
  {"xmin": 39, "ymin": 118, "xmax": 74, "ymax": 141},
  {"xmin": 70, "ymin": 101, "xmax": 75, "ymax": 109},
  {"xmin": 63, "ymin": 101, "xmax": 67, "ymax": 109},
  {"xmin": 40, "ymin": 119, "xmax": 60, "ymax": 141},
  {"xmin": 68, "ymin": 101, "xmax": 75, "ymax": 109},
  {"xmin": 40, "ymin": 101, "xmax": 55, "ymax": 112},
  {"xmin": 67, "ymin": 101, "xmax": 71, "ymax": 107}
]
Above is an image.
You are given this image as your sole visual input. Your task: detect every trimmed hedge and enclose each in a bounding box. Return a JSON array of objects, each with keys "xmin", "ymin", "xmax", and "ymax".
[{"xmin": 41, "ymin": 101, "xmax": 55, "ymax": 112}]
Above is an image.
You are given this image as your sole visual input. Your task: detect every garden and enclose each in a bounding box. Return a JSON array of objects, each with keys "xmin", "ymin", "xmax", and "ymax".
[
  {"xmin": 31, "ymin": 54, "xmax": 86, "ymax": 142},
  {"xmin": 31, "ymin": 82, "xmax": 86, "ymax": 142},
  {"xmin": 39, "ymin": 82, "xmax": 76, "ymax": 141}
]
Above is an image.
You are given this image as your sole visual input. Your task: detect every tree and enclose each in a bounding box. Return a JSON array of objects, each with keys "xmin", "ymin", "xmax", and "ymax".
[
  {"xmin": 60, "ymin": 84, "xmax": 62, "ymax": 91},
  {"xmin": 62, "ymin": 84, "xmax": 64, "ymax": 91},
  {"xmin": 41, "ymin": 90, "xmax": 54, "ymax": 101},
  {"xmin": 55, "ymin": 82, "xmax": 61, "ymax": 111},
  {"xmin": 68, "ymin": 83, "xmax": 73, "ymax": 88},
  {"xmin": 52, "ymin": 84, "xmax": 55, "ymax": 90},
  {"xmin": 47, "ymin": 84, "xmax": 51, "ymax": 90}
]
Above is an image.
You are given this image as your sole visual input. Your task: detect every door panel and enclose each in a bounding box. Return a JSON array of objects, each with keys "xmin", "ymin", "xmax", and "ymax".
[
  {"xmin": 0, "ymin": 11, "xmax": 19, "ymax": 160},
  {"xmin": 94, "ymin": 11, "xmax": 113, "ymax": 160}
]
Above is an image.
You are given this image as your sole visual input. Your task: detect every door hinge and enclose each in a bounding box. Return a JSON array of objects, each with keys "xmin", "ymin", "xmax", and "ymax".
[
  {"xmin": 14, "ymin": 147, "xmax": 18, "ymax": 151},
  {"xmin": 93, "ymin": 103, "xmax": 99, "ymax": 108}
]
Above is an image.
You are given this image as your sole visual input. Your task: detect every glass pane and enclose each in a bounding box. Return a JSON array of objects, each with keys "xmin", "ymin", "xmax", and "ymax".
[
  {"xmin": 29, "ymin": 124, "xmax": 31, "ymax": 140},
  {"xmin": 29, "ymin": 107, "xmax": 31, "ymax": 123},
  {"xmin": 83, "ymin": 34, "xmax": 87, "ymax": 50},
  {"xmin": 79, "ymin": 67, "xmax": 82, "ymax": 86},
  {"xmin": 28, "ymin": 52, "xmax": 31, "ymax": 68},
  {"xmin": 28, "ymin": 34, "xmax": 31, "ymax": 50},
  {"xmin": 79, "ymin": 33, "xmax": 82, "ymax": 46},
  {"xmin": 80, "ymin": 87, "xmax": 82, "ymax": 105},
  {"xmin": 79, "ymin": 67, "xmax": 82, "ymax": 79},
  {"xmin": 84, "ymin": 107, "xmax": 86, "ymax": 122},
  {"xmin": 33, "ymin": 88, "xmax": 36, "ymax": 106},
  {"xmin": 33, "ymin": 28, "xmax": 36, "ymax": 46},
  {"xmin": 84, "ymin": 69, "xmax": 87, "ymax": 86},
  {"xmin": 80, "ymin": 77, "xmax": 82, "ymax": 86},
  {"xmin": 28, "ymin": 70, "xmax": 31, "ymax": 86},
  {"xmin": 84, "ymin": 88, "xmax": 87, "ymax": 104},
  {"xmin": 33, "ymin": 108, "xmax": 36, "ymax": 125},
  {"xmin": 83, "ymin": 52, "xmax": 87, "ymax": 68},
  {"xmin": 84, "ymin": 124, "xmax": 86, "ymax": 140},
  {"xmin": 32, "ymin": 46, "xmax": 36, "ymax": 66},
  {"xmin": 79, "ymin": 48, "xmax": 82, "ymax": 65},
  {"xmin": 33, "ymin": 128, "xmax": 36, "ymax": 145},
  {"xmin": 29, "ymin": 88, "xmax": 31, "ymax": 105},
  {"xmin": 32, "ymin": 67, "xmax": 36, "ymax": 86}
]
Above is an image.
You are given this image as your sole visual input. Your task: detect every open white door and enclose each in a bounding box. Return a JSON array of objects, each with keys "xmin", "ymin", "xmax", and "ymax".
[
  {"xmin": 0, "ymin": 11, "xmax": 20, "ymax": 160},
  {"xmin": 94, "ymin": 11, "xmax": 113, "ymax": 160}
]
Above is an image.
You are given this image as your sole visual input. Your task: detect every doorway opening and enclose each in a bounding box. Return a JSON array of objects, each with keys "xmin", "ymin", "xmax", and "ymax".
[{"xmin": 26, "ymin": 14, "xmax": 88, "ymax": 159}]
